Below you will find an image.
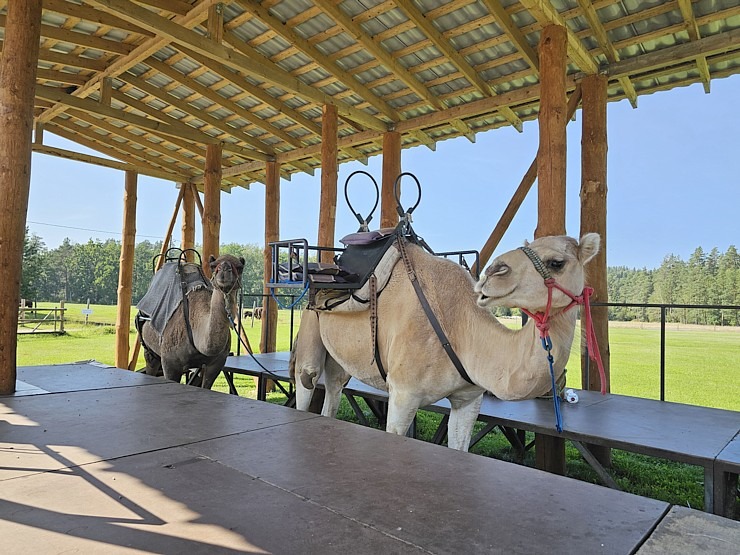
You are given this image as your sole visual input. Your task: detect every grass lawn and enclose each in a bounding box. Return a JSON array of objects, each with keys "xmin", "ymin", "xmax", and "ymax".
[{"xmin": 14, "ymin": 304, "xmax": 739, "ymax": 514}]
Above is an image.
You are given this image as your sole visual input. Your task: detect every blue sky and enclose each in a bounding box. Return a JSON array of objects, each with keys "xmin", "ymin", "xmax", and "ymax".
[{"xmin": 28, "ymin": 75, "xmax": 739, "ymax": 270}]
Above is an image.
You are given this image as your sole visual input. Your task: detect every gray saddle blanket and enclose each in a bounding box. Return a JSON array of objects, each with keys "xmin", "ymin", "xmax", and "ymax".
[{"xmin": 136, "ymin": 262, "xmax": 211, "ymax": 339}]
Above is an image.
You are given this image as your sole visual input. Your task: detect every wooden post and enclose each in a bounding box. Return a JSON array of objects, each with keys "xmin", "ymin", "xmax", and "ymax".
[
  {"xmin": 381, "ymin": 131, "xmax": 401, "ymax": 228},
  {"xmin": 535, "ymin": 25, "xmax": 568, "ymax": 239},
  {"xmin": 261, "ymin": 161, "xmax": 280, "ymax": 354},
  {"xmin": 181, "ymin": 182, "xmax": 196, "ymax": 261},
  {"xmin": 115, "ymin": 171, "xmax": 137, "ymax": 370},
  {"xmin": 475, "ymin": 86, "xmax": 582, "ymax": 275},
  {"xmin": 128, "ymin": 187, "xmax": 184, "ymax": 371},
  {"xmin": 318, "ymin": 104, "xmax": 338, "ymax": 263},
  {"xmin": 534, "ymin": 24, "xmax": 568, "ymax": 475},
  {"xmin": 580, "ymin": 73, "xmax": 611, "ymax": 466},
  {"xmin": 202, "ymin": 144, "xmax": 222, "ymax": 275},
  {"xmin": 0, "ymin": 1, "xmax": 42, "ymax": 394}
]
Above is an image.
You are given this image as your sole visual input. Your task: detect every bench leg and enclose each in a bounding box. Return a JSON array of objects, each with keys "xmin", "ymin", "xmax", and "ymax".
[
  {"xmin": 571, "ymin": 440, "xmax": 620, "ymax": 490},
  {"xmin": 535, "ymin": 434, "xmax": 566, "ymax": 475},
  {"xmin": 712, "ymin": 467, "xmax": 737, "ymax": 518}
]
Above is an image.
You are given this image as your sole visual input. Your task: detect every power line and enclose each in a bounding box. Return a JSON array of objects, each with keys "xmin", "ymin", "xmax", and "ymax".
[{"xmin": 26, "ymin": 220, "xmax": 167, "ymax": 241}]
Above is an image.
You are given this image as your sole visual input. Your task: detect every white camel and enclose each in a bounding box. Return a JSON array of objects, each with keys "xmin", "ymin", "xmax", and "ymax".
[{"xmin": 291, "ymin": 233, "xmax": 600, "ymax": 451}]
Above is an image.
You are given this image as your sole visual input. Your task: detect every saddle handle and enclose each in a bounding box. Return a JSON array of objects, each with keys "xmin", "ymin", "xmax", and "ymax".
[
  {"xmin": 394, "ymin": 172, "xmax": 422, "ymax": 219},
  {"xmin": 343, "ymin": 170, "xmax": 379, "ymax": 232},
  {"xmin": 151, "ymin": 247, "xmax": 203, "ymax": 273}
]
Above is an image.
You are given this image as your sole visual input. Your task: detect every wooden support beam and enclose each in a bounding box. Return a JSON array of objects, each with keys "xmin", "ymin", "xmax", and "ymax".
[
  {"xmin": 33, "ymin": 144, "xmax": 189, "ymax": 181},
  {"xmin": 580, "ymin": 74, "xmax": 609, "ymax": 392},
  {"xmin": 181, "ymin": 182, "xmax": 196, "ymax": 261},
  {"xmin": 318, "ymin": 104, "xmax": 338, "ymax": 263},
  {"xmin": 128, "ymin": 186, "xmax": 185, "ymax": 370},
  {"xmin": 535, "ymin": 25, "xmax": 568, "ymax": 240},
  {"xmin": 534, "ymin": 24, "xmax": 568, "ymax": 476},
  {"xmin": 202, "ymin": 143, "xmax": 222, "ymax": 275},
  {"xmin": 381, "ymin": 131, "xmax": 401, "ymax": 228},
  {"xmin": 261, "ymin": 161, "xmax": 280, "ymax": 354},
  {"xmin": 115, "ymin": 171, "xmax": 137, "ymax": 370},
  {"xmin": 579, "ymin": 73, "xmax": 611, "ymax": 467},
  {"xmin": 0, "ymin": 0, "xmax": 41, "ymax": 394}
]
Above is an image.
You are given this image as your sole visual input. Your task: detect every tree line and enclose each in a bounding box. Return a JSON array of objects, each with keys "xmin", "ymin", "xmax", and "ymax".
[
  {"xmin": 21, "ymin": 231, "xmax": 740, "ymax": 325},
  {"xmin": 21, "ymin": 230, "xmax": 267, "ymax": 307},
  {"xmin": 607, "ymin": 246, "xmax": 739, "ymax": 325}
]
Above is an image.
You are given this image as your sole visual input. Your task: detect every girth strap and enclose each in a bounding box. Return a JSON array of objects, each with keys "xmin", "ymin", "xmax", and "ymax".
[
  {"xmin": 178, "ymin": 265, "xmax": 198, "ymax": 352},
  {"xmin": 396, "ymin": 235, "xmax": 474, "ymax": 385}
]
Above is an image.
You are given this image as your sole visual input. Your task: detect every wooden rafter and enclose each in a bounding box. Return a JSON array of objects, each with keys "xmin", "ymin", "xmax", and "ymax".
[
  {"xmin": 36, "ymin": 0, "xmax": 222, "ymax": 125},
  {"xmin": 518, "ymin": 0, "xmax": 598, "ymax": 74},
  {"xmin": 233, "ymin": 0, "xmax": 400, "ymax": 122},
  {"xmin": 86, "ymin": 0, "xmax": 388, "ymax": 131},
  {"xmin": 145, "ymin": 57, "xmax": 305, "ymax": 149},
  {"xmin": 480, "ymin": 0, "xmax": 539, "ymax": 72},
  {"xmin": 677, "ymin": 0, "xmax": 712, "ymax": 93},
  {"xmin": 32, "ymin": 144, "xmax": 182, "ymax": 182},
  {"xmin": 392, "ymin": 0, "xmax": 523, "ymax": 131},
  {"xmin": 575, "ymin": 0, "xmax": 637, "ymax": 107},
  {"xmin": 35, "ymin": 84, "xmax": 221, "ymax": 145},
  {"xmin": 311, "ymin": 0, "xmax": 446, "ymax": 112}
]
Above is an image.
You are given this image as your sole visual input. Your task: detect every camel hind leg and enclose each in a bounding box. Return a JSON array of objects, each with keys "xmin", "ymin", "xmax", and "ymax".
[
  {"xmin": 293, "ymin": 310, "xmax": 327, "ymax": 412},
  {"xmin": 320, "ymin": 355, "xmax": 350, "ymax": 418}
]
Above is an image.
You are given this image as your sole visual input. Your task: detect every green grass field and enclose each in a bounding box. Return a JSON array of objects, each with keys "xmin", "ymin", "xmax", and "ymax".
[{"xmin": 14, "ymin": 303, "xmax": 739, "ymax": 514}]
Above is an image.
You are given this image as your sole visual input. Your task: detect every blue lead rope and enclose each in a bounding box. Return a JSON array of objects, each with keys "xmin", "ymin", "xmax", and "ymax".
[
  {"xmin": 269, "ymin": 281, "xmax": 310, "ymax": 309},
  {"xmin": 541, "ymin": 336, "xmax": 563, "ymax": 433}
]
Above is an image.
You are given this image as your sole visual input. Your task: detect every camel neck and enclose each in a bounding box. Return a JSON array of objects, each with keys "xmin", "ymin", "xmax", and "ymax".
[{"xmin": 458, "ymin": 304, "xmax": 578, "ymax": 400}]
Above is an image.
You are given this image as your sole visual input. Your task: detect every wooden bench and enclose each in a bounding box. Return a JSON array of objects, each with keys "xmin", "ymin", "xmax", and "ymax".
[{"xmin": 224, "ymin": 353, "xmax": 740, "ymax": 519}]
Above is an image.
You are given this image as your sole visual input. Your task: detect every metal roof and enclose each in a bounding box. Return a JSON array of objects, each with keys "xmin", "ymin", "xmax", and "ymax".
[{"xmin": 3, "ymin": 0, "xmax": 738, "ymax": 188}]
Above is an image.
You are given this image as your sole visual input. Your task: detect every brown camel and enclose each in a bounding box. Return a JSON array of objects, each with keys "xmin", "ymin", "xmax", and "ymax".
[{"xmin": 139, "ymin": 254, "xmax": 244, "ymax": 389}]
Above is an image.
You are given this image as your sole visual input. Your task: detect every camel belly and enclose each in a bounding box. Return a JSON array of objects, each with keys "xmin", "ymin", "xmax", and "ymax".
[{"xmin": 317, "ymin": 311, "xmax": 389, "ymax": 392}]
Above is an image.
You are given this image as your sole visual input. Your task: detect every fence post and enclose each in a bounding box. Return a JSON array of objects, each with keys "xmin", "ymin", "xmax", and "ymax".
[{"xmin": 59, "ymin": 300, "xmax": 65, "ymax": 334}]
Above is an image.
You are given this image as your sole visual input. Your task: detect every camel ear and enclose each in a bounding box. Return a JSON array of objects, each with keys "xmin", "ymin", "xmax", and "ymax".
[
  {"xmin": 239, "ymin": 257, "xmax": 245, "ymax": 266},
  {"xmin": 577, "ymin": 233, "xmax": 600, "ymax": 264},
  {"xmin": 208, "ymin": 255, "xmax": 217, "ymax": 267}
]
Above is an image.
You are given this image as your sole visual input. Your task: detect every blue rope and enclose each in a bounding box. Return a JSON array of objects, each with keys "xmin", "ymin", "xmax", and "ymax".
[
  {"xmin": 541, "ymin": 336, "xmax": 563, "ymax": 433},
  {"xmin": 269, "ymin": 282, "xmax": 310, "ymax": 309}
]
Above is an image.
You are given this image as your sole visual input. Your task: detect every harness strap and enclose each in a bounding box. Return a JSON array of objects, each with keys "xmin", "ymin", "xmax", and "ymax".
[
  {"xmin": 179, "ymin": 265, "xmax": 198, "ymax": 351},
  {"xmin": 368, "ymin": 274, "xmax": 388, "ymax": 380},
  {"xmin": 397, "ymin": 235, "xmax": 474, "ymax": 385}
]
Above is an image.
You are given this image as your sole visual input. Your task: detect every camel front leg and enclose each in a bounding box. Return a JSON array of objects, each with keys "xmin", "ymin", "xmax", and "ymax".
[
  {"xmin": 447, "ymin": 391, "xmax": 484, "ymax": 451},
  {"xmin": 385, "ymin": 385, "xmax": 421, "ymax": 438},
  {"xmin": 320, "ymin": 355, "xmax": 349, "ymax": 418}
]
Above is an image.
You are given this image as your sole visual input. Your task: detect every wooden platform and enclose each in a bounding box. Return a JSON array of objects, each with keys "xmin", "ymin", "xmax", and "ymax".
[
  {"xmin": 2, "ymin": 363, "xmax": 739, "ymax": 554},
  {"xmin": 224, "ymin": 353, "xmax": 740, "ymax": 518}
]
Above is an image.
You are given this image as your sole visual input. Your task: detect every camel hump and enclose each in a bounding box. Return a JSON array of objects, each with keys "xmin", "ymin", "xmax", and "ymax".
[{"xmin": 136, "ymin": 261, "xmax": 211, "ymax": 339}]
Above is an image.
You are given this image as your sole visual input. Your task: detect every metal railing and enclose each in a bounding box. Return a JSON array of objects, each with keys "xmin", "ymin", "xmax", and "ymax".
[{"xmin": 589, "ymin": 302, "xmax": 740, "ymax": 401}]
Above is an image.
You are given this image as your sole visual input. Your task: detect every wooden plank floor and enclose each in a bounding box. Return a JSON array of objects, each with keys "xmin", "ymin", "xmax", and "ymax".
[{"xmin": 2, "ymin": 363, "xmax": 738, "ymax": 554}]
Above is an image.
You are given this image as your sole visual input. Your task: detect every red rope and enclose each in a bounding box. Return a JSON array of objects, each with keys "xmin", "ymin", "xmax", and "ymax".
[{"xmin": 521, "ymin": 280, "xmax": 607, "ymax": 395}]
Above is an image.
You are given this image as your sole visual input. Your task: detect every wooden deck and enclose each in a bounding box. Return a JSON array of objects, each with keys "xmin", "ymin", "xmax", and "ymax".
[{"xmin": 2, "ymin": 363, "xmax": 739, "ymax": 554}]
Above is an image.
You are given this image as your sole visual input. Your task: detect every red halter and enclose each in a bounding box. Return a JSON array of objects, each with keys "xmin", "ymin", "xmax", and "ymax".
[{"xmin": 518, "ymin": 248, "xmax": 607, "ymax": 395}]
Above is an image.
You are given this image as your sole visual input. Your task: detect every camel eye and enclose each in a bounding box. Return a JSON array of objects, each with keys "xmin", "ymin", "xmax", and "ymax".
[{"xmin": 547, "ymin": 259, "xmax": 565, "ymax": 271}]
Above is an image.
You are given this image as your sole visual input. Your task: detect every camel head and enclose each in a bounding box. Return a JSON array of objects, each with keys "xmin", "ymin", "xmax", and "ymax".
[
  {"xmin": 209, "ymin": 254, "xmax": 245, "ymax": 294},
  {"xmin": 475, "ymin": 233, "xmax": 600, "ymax": 313}
]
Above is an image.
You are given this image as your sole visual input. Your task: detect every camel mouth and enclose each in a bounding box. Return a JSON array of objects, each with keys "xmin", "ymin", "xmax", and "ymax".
[{"xmin": 476, "ymin": 285, "xmax": 516, "ymax": 307}]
